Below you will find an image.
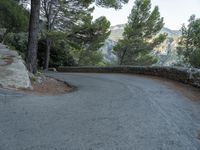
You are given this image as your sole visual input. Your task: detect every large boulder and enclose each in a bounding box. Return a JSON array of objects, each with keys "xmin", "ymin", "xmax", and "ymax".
[{"xmin": 0, "ymin": 43, "xmax": 31, "ymax": 89}]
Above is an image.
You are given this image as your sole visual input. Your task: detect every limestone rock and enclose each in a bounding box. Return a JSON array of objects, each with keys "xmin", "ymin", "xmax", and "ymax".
[{"xmin": 0, "ymin": 43, "xmax": 31, "ymax": 89}]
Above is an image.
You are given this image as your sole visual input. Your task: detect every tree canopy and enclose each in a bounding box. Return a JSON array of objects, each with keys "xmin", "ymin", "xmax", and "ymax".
[
  {"xmin": 0, "ymin": 0, "xmax": 29, "ymax": 32},
  {"xmin": 114, "ymin": 0, "xmax": 166, "ymax": 65},
  {"xmin": 2, "ymin": 0, "xmax": 130, "ymax": 73},
  {"xmin": 177, "ymin": 15, "xmax": 200, "ymax": 68},
  {"xmin": 94, "ymin": 0, "xmax": 129, "ymax": 9},
  {"xmin": 68, "ymin": 16, "xmax": 111, "ymax": 66}
]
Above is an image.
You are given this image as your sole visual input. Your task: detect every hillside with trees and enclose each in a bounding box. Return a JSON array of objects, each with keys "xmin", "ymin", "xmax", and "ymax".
[
  {"xmin": 113, "ymin": 0, "xmax": 166, "ymax": 65},
  {"xmin": 0, "ymin": 0, "xmax": 200, "ymax": 74},
  {"xmin": 1, "ymin": 0, "xmax": 129, "ymax": 74},
  {"xmin": 177, "ymin": 15, "xmax": 200, "ymax": 68},
  {"xmin": 101, "ymin": 25, "xmax": 182, "ymax": 66}
]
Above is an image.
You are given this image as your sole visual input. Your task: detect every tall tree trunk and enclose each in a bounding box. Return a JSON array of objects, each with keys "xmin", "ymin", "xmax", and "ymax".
[
  {"xmin": 43, "ymin": 1, "xmax": 53, "ymax": 71},
  {"xmin": 120, "ymin": 47, "xmax": 127, "ymax": 65},
  {"xmin": 26, "ymin": 0, "xmax": 40, "ymax": 74},
  {"xmin": 44, "ymin": 38, "xmax": 51, "ymax": 70}
]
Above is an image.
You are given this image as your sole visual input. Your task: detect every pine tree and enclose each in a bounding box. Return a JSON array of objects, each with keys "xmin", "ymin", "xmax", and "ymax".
[
  {"xmin": 40, "ymin": 0, "xmax": 129, "ymax": 69},
  {"xmin": 68, "ymin": 16, "xmax": 111, "ymax": 65},
  {"xmin": 26, "ymin": 0, "xmax": 40, "ymax": 74},
  {"xmin": 27, "ymin": 0, "xmax": 129, "ymax": 73},
  {"xmin": 114, "ymin": 0, "xmax": 166, "ymax": 65},
  {"xmin": 0, "ymin": 0, "xmax": 29, "ymax": 32},
  {"xmin": 94, "ymin": 0, "xmax": 129, "ymax": 9},
  {"xmin": 177, "ymin": 15, "xmax": 200, "ymax": 68},
  {"xmin": 40, "ymin": 0, "xmax": 95, "ymax": 70}
]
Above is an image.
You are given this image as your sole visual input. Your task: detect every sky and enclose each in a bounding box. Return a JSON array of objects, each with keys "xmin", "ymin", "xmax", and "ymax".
[{"xmin": 92, "ymin": 0, "xmax": 200, "ymax": 30}]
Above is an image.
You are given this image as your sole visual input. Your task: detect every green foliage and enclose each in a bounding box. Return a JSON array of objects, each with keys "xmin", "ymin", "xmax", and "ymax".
[
  {"xmin": 3, "ymin": 31, "xmax": 76, "ymax": 68},
  {"xmin": 40, "ymin": 0, "xmax": 112, "ymax": 68},
  {"xmin": 188, "ymin": 48, "xmax": 200, "ymax": 68},
  {"xmin": 65, "ymin": 0, "xmax": 129, "ymax": 10},
  {"xmin": 3, "ymin": 21, "xmax": 110, "ymax": 68},
  {"xmin": 0, "ymin": 28, "xmax": 6, "ymax": 42},
  {"xmin": 133, "ymin": 52, "xmax": 158, "ymax": 65},
  {"xmin": 67, "ymin": 16, "xmax": 111, "ymax": 66},
  {"xmin": 177, "ymin": 15, "xmax": 200, "ymax": 68},
  {"xmin": 4, "ymin": 32, "xmax": 28, "ymax": 58},
  {"xmin": 77, "ymin": 50, "xmax": 104, "ymax": 66},
  {"xmin": 0, "ymin": 0, "xmax": 29, "ymax": 32},
  {"xmin": 114, "ymin": 0, "xmax": 165, "ymax": 65},
  {"xmin": 40, "ymin": 0, "xmax": 95, "ymax": 31},
  {"xmin": 38, "ymin": 38, "xmax": 76, "ymax": 68},
  {"xmin": 2, "ymin": 0, "xmax": 129, "ymax": 69},
  {"xmin": 29, "ymin": 0, "xmax": 128, "ymax": 70},
  {"xmin": 94, "ymin": 0, "xmax": 129, "ymax": 9}
]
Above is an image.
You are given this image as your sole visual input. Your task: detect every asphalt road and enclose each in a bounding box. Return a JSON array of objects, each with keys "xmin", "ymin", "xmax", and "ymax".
[{"xmin": 0, "ymin": 73, "xmax": 200, "ymax": 150}]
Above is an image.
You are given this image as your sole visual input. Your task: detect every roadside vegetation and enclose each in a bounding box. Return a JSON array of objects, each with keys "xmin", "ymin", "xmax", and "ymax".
[
  {"xmin": 177, "ymin": 15, "xmax": 200, "ymax": 68},
  {"xmin": 0, "ymin": 0, "xmax": 200, "ymax": 74},
  {"xmin": 1, "ymin": 0, "xmax": 119, "ymax": 73}
]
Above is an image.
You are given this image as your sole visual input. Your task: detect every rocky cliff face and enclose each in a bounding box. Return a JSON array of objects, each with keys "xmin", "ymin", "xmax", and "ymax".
[
  {"xmin": 100, "ymin": 39, "xmax": 117, "ymax": 63},
  {"xmin": 154, "ymin": 28, "xmax": 181, "ymax": 66},
  {"xmin": 101, "ymin": 24, "xmax": 182, "ymax": 66}
]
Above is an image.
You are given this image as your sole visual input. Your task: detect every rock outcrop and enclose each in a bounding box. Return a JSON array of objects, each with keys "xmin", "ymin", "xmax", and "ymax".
[{"xmin": 0, "ymin": 43, "xmax": 31, "ymax": 89}]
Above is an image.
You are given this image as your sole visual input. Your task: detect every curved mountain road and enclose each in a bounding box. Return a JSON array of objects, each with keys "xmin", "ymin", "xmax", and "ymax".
[{"xmin": 0, "ymin": 73, "xmax": 200, "ymax": 150}]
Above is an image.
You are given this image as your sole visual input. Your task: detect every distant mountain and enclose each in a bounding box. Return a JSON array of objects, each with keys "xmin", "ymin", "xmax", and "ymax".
[
  {"xmin": 153, "ymin": 28, "xmax": 181, "ymax": 66},
  {"xmin": 101, "ymin": 24, "xmax": 182, "ymax": 66},
  {"xmin": 109, "ymin": 24, "xmax": 181, "ymax": 41},
  {"xmin": 100, "ymin": 39, "xmax": 117, "ymax": 63},
  {"xmin": 109, "ymin": 24, "xmax": 125, "ymax": 42},
  {"xmin": 160, "ymin": 28, "xmax": 181, "ymax": 38}
]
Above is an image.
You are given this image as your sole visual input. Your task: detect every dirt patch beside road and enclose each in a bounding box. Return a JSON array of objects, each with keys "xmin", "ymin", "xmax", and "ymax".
[
  {"xmin": 158, "ymin": 78, "xmax": 200, "ymax": 102},
  {"xmin": 20, "ymin": 76, "xmax": 73, "ymax": 96},
  {"xmin": 132, "ymin": 74, "xmax": 200, "ymax": 102}
]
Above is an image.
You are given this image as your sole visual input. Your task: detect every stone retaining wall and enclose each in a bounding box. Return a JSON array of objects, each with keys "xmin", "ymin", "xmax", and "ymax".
[{"xmin": 58, "ymin": 66, "xmax": 200, "ymax": 88}]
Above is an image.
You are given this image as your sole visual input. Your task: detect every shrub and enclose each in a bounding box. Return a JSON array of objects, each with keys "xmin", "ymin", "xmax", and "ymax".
[
  {"xmin": 4, "ymin": 32, "xmax": 28, "ymax": 58},
  {"xmin": 189, "ymin": 48, "xmax": 200, "ymax": 68},
  {"xmin": 0, "ymin": 28, "xmax": 6, "ymax": 42},
  {"xmin": 37, "ymin": 39, "xmax": 76, "ymax": 68}
]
